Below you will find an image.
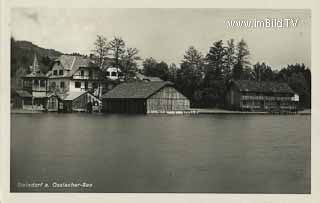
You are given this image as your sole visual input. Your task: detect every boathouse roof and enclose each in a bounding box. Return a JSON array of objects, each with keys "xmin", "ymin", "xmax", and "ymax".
[
  {"xmin": 102, "ymin": 81, "xmax": 174, "ymax": 99},
  {"xmin": 232, "ymin": 80, "xmax": 294, "ymax": 94}
]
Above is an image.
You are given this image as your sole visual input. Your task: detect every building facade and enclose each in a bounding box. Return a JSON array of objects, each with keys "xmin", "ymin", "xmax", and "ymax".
[
  {"xmin": 226, "ymin": 80, "xmax": 298, "ymax": 112},
  {"xmin": 21, "ymin": 54, "xmax": 49, "ymax": 110},
  {"xmin": 105, "ymin": 67, "xmax": 123, "ymax": 80},
  {"xmin": 102, "ymin": 81, "xmax": 190, "ymax": 114},
  {"xmin": 47, "ymin": 55, "xmax": 103, "ymax": 97},
  {"xmin": 15, "ymin": 54, "xmax": 102, "ymax": 112}
]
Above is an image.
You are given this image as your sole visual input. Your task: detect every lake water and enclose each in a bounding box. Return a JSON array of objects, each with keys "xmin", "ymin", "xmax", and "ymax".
[{"xmin": 10, "ymin": 113, "xmax": 311, "ymax": 193}]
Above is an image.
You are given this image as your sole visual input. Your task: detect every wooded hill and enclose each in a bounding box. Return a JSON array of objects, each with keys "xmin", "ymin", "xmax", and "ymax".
[{"xmin": 11, "ymin": 37, "xmax": 63, "ymax": 77}]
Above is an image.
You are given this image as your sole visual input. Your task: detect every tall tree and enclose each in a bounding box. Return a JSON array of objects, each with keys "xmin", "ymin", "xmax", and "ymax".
[
  {"xmin": 168, "ymin": 63, "xmax": 178, "ymax": 82},
  {"xmin": 224, "ymin": 39, "xmax": 237, "ymax": 81},
  {"xmin": 182, "ymin": 46, "xmax": 205, "ymax": 71},
  {"xmin": 233, "ymin": 39, "xmax": 250, "ymax": 80},
  {"xmin": 121, "ymin": 47, "xmax": 141, "ymax": 80},
  {"xmin": 203, "ymin": 40, "xmax": 227, "ymax": 106},
  {"xmin": 108, "ymin": 37, "xmax": 126, "ymax": 71},
  {"xmin": 175, "ymin": 47, "xmax": 205, "ymax": 106},
  {"xmin": 92, "ymin": 35, "xmax": 109, "ymax": 68}
]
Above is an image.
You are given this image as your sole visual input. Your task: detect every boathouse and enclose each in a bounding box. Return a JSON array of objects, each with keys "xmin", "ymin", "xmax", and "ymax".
[
  {"xmin": 11, "ymin": 90, "xmax": 32, "ymax": 109},
  {"xmin": 101, "ymin": 81, "xmax": 190, "ymax": 114},
  {"xmin": 226, "ymin": 80, "xmax": 298, "ymax": 112}
]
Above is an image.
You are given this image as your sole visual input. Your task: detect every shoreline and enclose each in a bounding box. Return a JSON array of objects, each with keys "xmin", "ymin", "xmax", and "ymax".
[
  {"xmin": 11, "ymin": 108, "xmax": 311, "ymax": 115},
  {"xmin": 194, "ymin": 108, "xmax": 311, "ymax": 115}
]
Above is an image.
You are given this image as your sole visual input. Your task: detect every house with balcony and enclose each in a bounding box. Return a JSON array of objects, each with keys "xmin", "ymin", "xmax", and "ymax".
[
  {"xmin": 19, "ymin": 54, "xmax": 49, "ymax": 111},
  {"xmin": 226, "ymin": 80, "xmax": 299, "ymax": 112},
  {"xmin": 45, "ymin": 55, "xmax": 103, "ymax": 112},
  {"xmin": 47, "ymin": 55, "xmax": 103, "ymax": 95}
]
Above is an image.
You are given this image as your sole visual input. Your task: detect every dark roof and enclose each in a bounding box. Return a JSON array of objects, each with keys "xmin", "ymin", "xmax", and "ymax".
[
  {"xmin": 47, "ymin": 55, "xmax": 98, "ymax": 78},
  {"xmin": 102, "ymin": 81, "xmax": 173, "ymax": 99},
  {"xmin": 232, "ymin": 80, "xmax": 294, "ymax": 94},
  {"xmin": 14, "ymin": 90, "xmax": 32, "ymax": 98}
]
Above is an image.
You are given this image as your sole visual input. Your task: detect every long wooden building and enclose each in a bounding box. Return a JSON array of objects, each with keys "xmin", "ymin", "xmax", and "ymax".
[
  {"xmin": 226, "ymin": 80, "xmax": 299, "ymax": 112},
  {"xmin": 101, "ymin": 81, "xmax": 190, "ymax": 114}
]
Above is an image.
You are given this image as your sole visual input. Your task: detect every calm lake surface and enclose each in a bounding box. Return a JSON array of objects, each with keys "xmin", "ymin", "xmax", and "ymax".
[{"xmin": 11, "ymin": 113, "xmax": 311, "ymax": 193}]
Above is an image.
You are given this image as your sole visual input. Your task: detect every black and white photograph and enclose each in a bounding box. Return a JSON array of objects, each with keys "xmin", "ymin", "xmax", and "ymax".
[{"xmin": 8, "ymin": 8, "xmax": 312, "ymax": 194}]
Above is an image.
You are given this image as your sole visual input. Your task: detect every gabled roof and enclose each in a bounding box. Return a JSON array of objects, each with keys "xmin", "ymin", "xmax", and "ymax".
[
  {"xmin": 60, "ymin": 91, "xmax": 88, "ymax": 101},
  {"xmin": 102, "ymin": 81, "xmax": 173, "ymax": 99},
  {"xmin": 232, "ymin": 80, "xmax": 294, "ymax": 94},
  {"xmin": 23, "ymin": 54, "xmax": 47, "ymax": 78},
  {"xmin": 14, "ymin": 90, "xmax": 32, "ymax": 98},
  {"xmin": 48, "ymin": 55, "xmax": 98, "ymax": 78}
]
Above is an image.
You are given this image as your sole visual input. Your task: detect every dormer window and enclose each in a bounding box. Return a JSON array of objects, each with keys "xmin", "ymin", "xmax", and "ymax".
[
  {"xmin": 59, "ymin": 70, "xmax": 64, "ymax": 75},
  {"xmin": 53, "ymin": 70, "xmax": 57, "ymax": 76},
  {"xmin": 81, "ymin": 70, "xmax": 84, "ymax": 76}
]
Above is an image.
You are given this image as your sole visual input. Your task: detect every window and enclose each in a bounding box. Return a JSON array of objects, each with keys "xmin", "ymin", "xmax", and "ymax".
[
  {"xmin": 51, "ymin": 81, "xmax": 56, "ymax": 88},
  {"xmin": 60, "ymin": 81, "xmax": 65, "ymax": 88},
  {"xmin": 75, "ymin": 81, "xmax": 81, "ymax": 88},
  {"xmin": 92, "ymin": 82, "xmax": 98, "ymax": 89},
  {"xmin": 106, "ymin": 71, "xmax": 110, "ymax": 76},
  {"xmin": 89, "ymin": 70, "xmax": 93, "ymax": 77},
  {"xmin": 111, "ymin": 72, "xmax": 117, "ymax": 76},
  {"xmin": 40, "ymin": 80, "xmax": 46, "ymax": 87},
  {"xmin": 34, "ymin": 79, "xmax": 39, "ymax": 85},
  {"xmin": 81, "ymin": 70, "xmax": 84, "ymax": 76},
  {"xmin": 53, "ymin": 70, "xmax": 58, "ymax": 76},
  {"xmin": 59, "ymin": 70, "xmax": 64, "ymax": 75}
]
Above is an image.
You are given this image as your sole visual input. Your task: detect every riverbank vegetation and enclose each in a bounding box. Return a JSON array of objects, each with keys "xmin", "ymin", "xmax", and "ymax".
[{"xmin": 11, "ymin": 36, "xmax": 311, "ymax": 109}]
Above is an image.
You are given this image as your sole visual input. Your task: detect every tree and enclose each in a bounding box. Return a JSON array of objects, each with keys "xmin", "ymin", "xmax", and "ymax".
[
  {"xmin": 203, "ymin": 40, "xmax": 227, "ymax": 107},
  {"xmin": 176, "ymin": 62, "xmax": 203, "ymax": 103},
  {"xmin": 276, "ymin": 63, "xmax": 311, "ymax": 108},
  {"xmin": 175, "ymin": 47, "xmax": 205, "ymax": 106},
  {"xmin": 142, "ymin": 58, "xmax": 170, "ymax": 81},
  {"xmin": 252, "ymin": 62, "xmax": 275, "ymax": 81},
  {"xmin": 224, "ymin": 39, "xmax": 237, "ymax": 80},
  {"xmin": 92, "ymin": 35, "xmax": 109, "ymax": 68},
  {"xmin": 142, "ymin": 57, "xmax": 158, "ymax": 76},
  {"xmin": 182, "ymin": 46, "xmax": 205, "ymax": 71},
  {"xmin": 108, "ymin": 37, "xmax": 126, "ymax": 71},
  {"xmin": 168, "ymin": 63, "xmax": 178, "ymax": 82},
  {"xmin": 121, "ymin": 47, "xmax": 141, "ymax": 80},
  {"xmin": 233, "ymin": 39, "xmax": 250, "ymax": 80}
]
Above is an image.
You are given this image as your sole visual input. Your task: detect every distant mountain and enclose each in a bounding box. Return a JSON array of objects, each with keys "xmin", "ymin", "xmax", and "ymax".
[{"xmin": 11, "ymin": 38, "xmax": 64, "ymax": 76}]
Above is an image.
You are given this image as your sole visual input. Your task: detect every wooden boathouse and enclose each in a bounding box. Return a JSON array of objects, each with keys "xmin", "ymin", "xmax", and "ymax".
[
  {"xmin": 101, "ymin": 81, "xmax": 190, "ymax": 114},
  {"xmin": 226, "ymin": 80, "xmax": 298, "ymax": 112}
]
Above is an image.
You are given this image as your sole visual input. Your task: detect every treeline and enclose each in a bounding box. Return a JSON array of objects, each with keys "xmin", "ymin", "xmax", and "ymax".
[
  {"xmin": 140, "ymin": 39, "xmax": 311, "ymax": 108},
  {"xmin": 11, "ymin": 35, "xmax": 311, "ymax": 109}
]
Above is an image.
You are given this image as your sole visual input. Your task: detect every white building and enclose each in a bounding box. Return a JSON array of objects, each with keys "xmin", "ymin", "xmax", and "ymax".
[
  {"xmin": 47, "ymin": 55, "xmax": 103, "ymax": 95},
  {"xmin": 105, "ymin": 67, "xmax": 123, "ymax": 80}
]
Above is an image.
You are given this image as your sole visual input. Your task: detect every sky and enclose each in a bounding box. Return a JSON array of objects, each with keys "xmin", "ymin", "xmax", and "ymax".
[{"xmin": 11, "ymin": 8, "xmax": 311, "ymax": 70}]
